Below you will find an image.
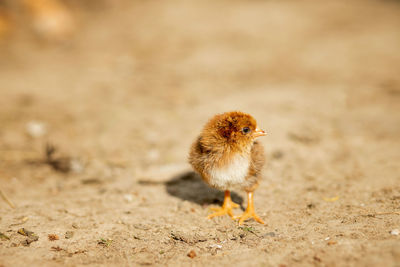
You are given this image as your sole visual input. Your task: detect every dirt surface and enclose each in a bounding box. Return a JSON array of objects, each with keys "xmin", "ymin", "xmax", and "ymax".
[{"xmin": 1, "ymin": 0, "xmax": 400, "ymax": 266}]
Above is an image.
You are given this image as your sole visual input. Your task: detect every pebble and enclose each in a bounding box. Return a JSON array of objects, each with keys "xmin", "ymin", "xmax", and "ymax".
[
  {"xmin": 70, "ymin": 159, "xmax": 84, "ymax": 173},
  {"xmin": 65, "ymin": 231, "xmax": 74, "ymax": 239},
  {"xmin": 390, "ymin": 229, "xmax": 399, "ymax": 236},
  {"xmin": 187, "ymin": 250, "xmax": 197, "ymax": 258},
  {"xmin": 123, "ymin": 194, "xmax": 134, "ymax": 203},
  {"xmin": 26, "ymin": 121, "xmax": 46, "ymax": 138}
]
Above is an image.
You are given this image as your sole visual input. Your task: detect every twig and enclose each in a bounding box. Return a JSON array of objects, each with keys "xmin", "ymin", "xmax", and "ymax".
[
  {"xmin": 0, "ymin": 187, "xmax": 15, "ymax": 209},
  {"xmin": 361, "ymin": 212, "xmax": 400, "ymax": 217},
  {"xmin": 375, "ymin": 212, "xmax": 400, "ymax": 215},
  {"xmin": 374, "ymin": 211, "xmax": 400, "ymax": 215}
]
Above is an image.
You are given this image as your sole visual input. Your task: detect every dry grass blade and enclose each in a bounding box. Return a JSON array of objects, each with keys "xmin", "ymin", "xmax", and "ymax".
[{"xmin": 0, "ymin": 187, "xmax": 15, "ymax": 209}]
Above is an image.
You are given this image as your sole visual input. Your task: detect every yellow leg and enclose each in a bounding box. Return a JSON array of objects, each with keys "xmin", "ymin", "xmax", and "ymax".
[
  {"xmin": 234, "ymin": 191, "xmax": 264, "ymax": 225},
  {"xmin": 207, "ymin": 190, "xmax": 240, "ymax": 219}
]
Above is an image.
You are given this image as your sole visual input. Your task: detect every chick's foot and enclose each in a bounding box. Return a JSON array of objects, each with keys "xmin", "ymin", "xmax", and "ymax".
[
  {"xmin": 207, "ymin": 190, "xmax": 239, "ymax": 219},
  {"xmin": 234, "ymin": 191, "xmax": 265, "ymax": 225},
  {"xmin": 234, "ymin": 209, "xmax": 265, "ymax": 225}
]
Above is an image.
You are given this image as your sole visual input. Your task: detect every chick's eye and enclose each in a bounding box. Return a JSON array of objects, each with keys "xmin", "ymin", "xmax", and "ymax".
[{"xmin": 242, "ymin": 127, "xmax": 251, "ymax": 134}]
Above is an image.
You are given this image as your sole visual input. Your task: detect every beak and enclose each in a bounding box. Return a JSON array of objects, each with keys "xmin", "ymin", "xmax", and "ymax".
[{"xmin": 253, "ymin": 128, "xmax": 266, "ymax": 138}]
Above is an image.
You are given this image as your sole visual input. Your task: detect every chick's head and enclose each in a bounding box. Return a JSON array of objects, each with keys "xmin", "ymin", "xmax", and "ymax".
[{"xmin": 201, "ymin": 111, "xmax": 266, "ymax": 152}]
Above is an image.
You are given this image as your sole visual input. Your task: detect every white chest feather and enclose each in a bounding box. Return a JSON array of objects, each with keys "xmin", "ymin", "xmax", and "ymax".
[{"xmin": 208, "ymin": 155, "xmax": 250, "ymax": 189}]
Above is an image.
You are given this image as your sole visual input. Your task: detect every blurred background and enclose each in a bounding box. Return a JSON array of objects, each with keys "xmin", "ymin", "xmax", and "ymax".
[
  {"xmin": 0, "ymin": 0, "xmax": 400, "ymax": 265},
  {"xmin": 1, "ymin": 0, "xmax": 399, "ymax": 166}
]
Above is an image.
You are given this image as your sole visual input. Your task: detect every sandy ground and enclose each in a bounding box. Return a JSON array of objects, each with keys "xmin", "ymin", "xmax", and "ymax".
[{"xmin": 1, "ymin": 0, "xmax": 400, "ymax": 266}]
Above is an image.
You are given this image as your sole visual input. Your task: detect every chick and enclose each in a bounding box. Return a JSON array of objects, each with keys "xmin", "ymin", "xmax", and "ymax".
[{"xmin": 189, "ymin": 111, "xmax": 266, "ymax": 225}]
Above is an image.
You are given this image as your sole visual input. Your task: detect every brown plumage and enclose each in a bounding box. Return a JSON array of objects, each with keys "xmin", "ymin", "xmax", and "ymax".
[{"xmin": 189, "ymin": 111, "xmax": 266, "ymax": 225}]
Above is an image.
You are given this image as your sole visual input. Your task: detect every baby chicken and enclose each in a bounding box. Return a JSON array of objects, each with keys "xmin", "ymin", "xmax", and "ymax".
[{"xmin": 189, "ymin": 111, "xmax": 266, "ymax": 225}]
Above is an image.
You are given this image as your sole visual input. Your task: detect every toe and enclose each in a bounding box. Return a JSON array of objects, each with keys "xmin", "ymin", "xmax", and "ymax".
[
  {"xmin": 207, "ymin": 212, "xmax": 221, "ymax": 219},
  {"xmin": 238, "ymin": 216, "xmax": 248, "ymax": 225},
  {"xmin": 235, "ymin": 211, "xmax": 265, "ymax": 225},
  {"xmin": 227, "ymin": 209, "xmax": 235, "ymax": 218},
  {"xmin": 207, "ymin": 207, "xmax": 233, "ymax": 219},
  {"xmin": 230, "ymin": 202, "xmax": 240, "ymax": 209},
  {"xmin": 253, "ymin": 215, "xmax": 265, "ymax": 224},
  {"xmin": 238, "ymin": 214, "xmax": 251, "ymax": 225}
]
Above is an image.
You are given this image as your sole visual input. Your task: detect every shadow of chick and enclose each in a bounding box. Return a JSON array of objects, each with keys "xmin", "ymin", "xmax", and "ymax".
[{"xmin": 164, "ymin": 171, "xmax": 244, "ymax": 209}]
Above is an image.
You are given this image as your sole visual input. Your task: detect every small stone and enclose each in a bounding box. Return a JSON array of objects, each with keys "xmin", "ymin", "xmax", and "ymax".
[
  {"xmin": 65, "ymin": 231, "xmax": 74, "ymax": 239},
  {"xmin": 17, "ymin": 228, "xmax": 39, "ymax": 246},
  {"xmin": 26, "ymin": 121, "xmax": 46, "ymax": 138},
  {"xmin": 70, "ymin": 159, "xmax": 84, "ymax": 173},
  {"xmin": 313, "ymin": 256, "xmax": 322, "ymax": 262},
  {"xmin": 21, "ymin": 235, "xmax": 39, "ymax": 246},
  {"xmin": 390, "ymin": 229, "xmax": 399, "ymax": 236},
  {"xmin": 48, "ymin": 234, "xmax": 59, "ymax": 241},
  {"xmin": 123, "ymin": 194, "xmax": 133, "ymax": 203},
  {"xmin": 187, "ymin": 250, "xmax": 197, "ymax": 258},
  {"xmin": 72, "ymin": 223, "xmax": 79, "ymax": 229},
  {"xmin": 307, "ymin": 203, "xmax": 316, "ymax": 209}
]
